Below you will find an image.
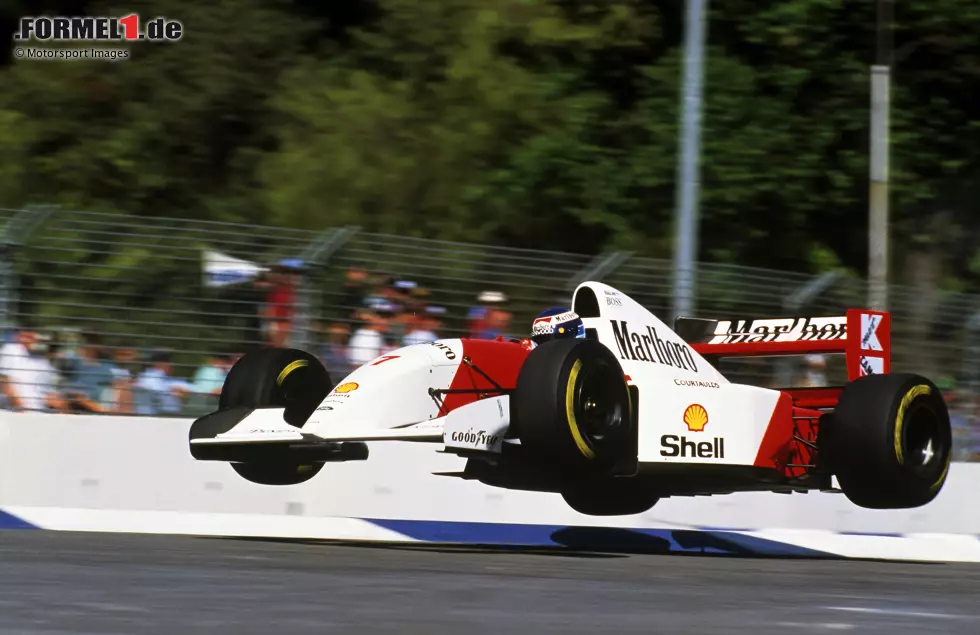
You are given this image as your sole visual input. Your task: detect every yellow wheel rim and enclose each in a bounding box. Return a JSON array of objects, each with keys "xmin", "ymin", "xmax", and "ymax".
[{"xmin": 565, "ymin": 359, "xmax": 596, "ymax": 459}]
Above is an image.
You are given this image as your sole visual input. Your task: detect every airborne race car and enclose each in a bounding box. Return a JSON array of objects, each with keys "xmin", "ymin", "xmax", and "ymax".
[{"xmin": 189, "ymin": 281, "xmax": 952, "ymax": 516}]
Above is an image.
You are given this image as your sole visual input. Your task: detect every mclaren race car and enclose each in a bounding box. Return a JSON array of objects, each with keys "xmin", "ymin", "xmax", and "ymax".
[{"xmin": 189, "ymin": 281, "xmax": 952, "ymax": 516}]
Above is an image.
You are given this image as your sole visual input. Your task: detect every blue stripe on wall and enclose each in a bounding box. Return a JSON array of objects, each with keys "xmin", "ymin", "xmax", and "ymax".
[
  {"xmin": 366, "ymin": 518, "xmax": 833, "ymax": 557},
  {"xmin": 0, "ymin": 509, "xmax": 39, "ymax": 530}
]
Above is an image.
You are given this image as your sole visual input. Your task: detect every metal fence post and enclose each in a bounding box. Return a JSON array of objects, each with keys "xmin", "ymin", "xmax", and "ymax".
[
  {"xmin": 292, "ymin": 226, "xmax": 359, "ymax": 353},
  {"xmin": 0, "ymin": 205, "xmax": 58, "ymax": 333},
  {"xmin": 564, "ymin": 251, "xmax": 632, "ymax": 294}
]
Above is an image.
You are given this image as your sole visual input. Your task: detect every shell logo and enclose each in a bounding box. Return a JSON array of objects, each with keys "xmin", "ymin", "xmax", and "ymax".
[
  {"xmin": 333, "ymin": 382, "xmax": 359, "ymax": 394},
  {"xmin": 683, "ymin": 404, "xmax": 708, "ymax": 432}
]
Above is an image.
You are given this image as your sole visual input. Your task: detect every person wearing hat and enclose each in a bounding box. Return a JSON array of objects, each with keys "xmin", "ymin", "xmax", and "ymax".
[
  {"xmin": 468, "ymin": 290, "xmax": 511, "ymax": 339},
  {"xmin": 263, "ymin": 259, "xmax": 303, "ymax": 348}
]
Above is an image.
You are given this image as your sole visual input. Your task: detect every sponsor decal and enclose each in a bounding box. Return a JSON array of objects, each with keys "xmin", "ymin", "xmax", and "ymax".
[
  {"xmin": 430, "ymin": 341, "xmax": 457, "ymax": 360},
  {"xmin": 449, "ymin": 429, "xmax": 501, "ymax": 447},
  {"xmin": 609, "ymin": 320, "xmax": 698, "ymax": 372},
  {"xmin": 606, "ymin": 296, "xmax": 623, "ymax": 307},
  {"xmin": 674, "ymin": 379, "xmax": 719, "ymax": 389},
  {"xmin": 370, "ymin": 355, "xmax": 400, "ymax": 366},
  {"xmin": 533, "ymin": 311, "xmax": 579, "ymax": 337},
  {"xmin": 861, "ymin": 313, "xmax": 883, "ymax": 352},
  {"xmin": 316, "ymin": 405, "xmax": 334, "ymax": 411},
  {"xmin": 708, "ymin": 317, "xmax": 846, "ymax": 344},
  {"xmin": 661, "ymin": 435, "xmax": 725, "ymax": 459},
  {"xmin": 248, "ymin": 429, "xmax": 288, "ymax": 434},
  {"xmin": 333, "ymin": 382, "xmax": 359, "ymax": 394},
  {"xmin": 859, "ymin": 356, "xmax": 884, "ymax": 376},
  {"xmin": 682, "ymin": 404, "xmax": 709, "ymax": 432}
]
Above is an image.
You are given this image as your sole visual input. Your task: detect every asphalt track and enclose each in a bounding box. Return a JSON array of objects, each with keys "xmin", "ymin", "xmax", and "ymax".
[{"xmin": 2, "ymin": 531, "xmax": 980, "ymax": 634}]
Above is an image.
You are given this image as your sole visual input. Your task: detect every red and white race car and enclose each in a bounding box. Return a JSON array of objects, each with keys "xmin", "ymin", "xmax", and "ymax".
[{"xmin": 189, "ymin": 281, "xmax": 952, "ymax": 516}]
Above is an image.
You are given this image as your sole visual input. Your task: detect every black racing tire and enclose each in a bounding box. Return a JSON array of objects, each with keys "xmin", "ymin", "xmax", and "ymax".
[
  {"xmin": 219, "ymin": 347, "xmax": 332, "ymax": 427},
  {"xmin": 514, "ymin": 337, "xmax": 632, "ymax": 471},
  {"xmin": 825, "ymin": 373, "xmax": 951, "ymax": 509},
  {"xmin": 561, "ymin": 480, "xmax": 659, "ymax": 516},
  {"xmin": 191, "ymin": 347, "xmax": 333, "ymax": 486},
  {"xmin": 231, "ymin": 461, "xmax": 323, "ymax": 486}
]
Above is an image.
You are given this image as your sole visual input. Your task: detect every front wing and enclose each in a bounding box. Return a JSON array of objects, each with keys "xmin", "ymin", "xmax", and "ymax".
[{"xmin": 189, "ymin": 395, "xmax": 512, "ymax": 455}]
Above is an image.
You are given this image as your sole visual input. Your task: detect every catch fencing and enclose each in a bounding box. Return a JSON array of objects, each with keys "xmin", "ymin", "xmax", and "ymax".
[{"xmin": 0, "ymin": 206, "xmax": 977, "ymax": 459}]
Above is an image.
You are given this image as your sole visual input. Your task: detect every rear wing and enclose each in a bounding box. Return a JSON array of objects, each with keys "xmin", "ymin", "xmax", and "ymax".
[{"xmin": 675, "ymin": 309, "xmax": 890, "ymax": 382}]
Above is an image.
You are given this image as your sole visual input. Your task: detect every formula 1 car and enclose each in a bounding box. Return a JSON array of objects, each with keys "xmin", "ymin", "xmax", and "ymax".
[{"xmin": 189, "ymin": 281, "xmax": 952, "ymax": 516}]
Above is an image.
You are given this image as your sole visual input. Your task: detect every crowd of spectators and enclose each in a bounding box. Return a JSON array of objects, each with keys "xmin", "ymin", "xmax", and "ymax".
[
  {"xmin": 316, "ymin": 267, "xmax": 513, "ymax": 379},
  {"xmin": 0, "ymin": 327, "xmax": 237, "ymax": 416},
  {"xmin": 0, "ymin": 265, "xmax": 516, "ymax": 417}
]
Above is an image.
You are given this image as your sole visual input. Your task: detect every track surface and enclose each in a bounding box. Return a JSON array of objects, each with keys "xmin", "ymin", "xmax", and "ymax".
[{"xmin": 1, "ymin": 531, "xmax": 979, "ymax": 634}]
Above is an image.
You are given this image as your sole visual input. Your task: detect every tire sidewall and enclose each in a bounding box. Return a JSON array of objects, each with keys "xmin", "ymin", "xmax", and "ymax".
[
  {"xmin": 829, "ymin": 373, "xmax": 951, "ymax": 508},
  {"xmin": 219, "ymin": 347, "xmax": 333, "ymax": 428},
  {"xmin": 515, "ymin": 338, "xmax": 631, "ymax": 471}
]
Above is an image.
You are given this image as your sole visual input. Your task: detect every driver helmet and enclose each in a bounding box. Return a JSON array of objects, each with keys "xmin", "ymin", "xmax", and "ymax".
[{"xmin": 531, "ymin": 307, "xmax": 585, "ymax": 346}]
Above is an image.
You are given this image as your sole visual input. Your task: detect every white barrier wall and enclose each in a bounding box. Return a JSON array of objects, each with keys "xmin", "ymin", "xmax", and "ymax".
[{"xmin": 0, "ymin": 412, "xmax": 977, "ymax": 561}]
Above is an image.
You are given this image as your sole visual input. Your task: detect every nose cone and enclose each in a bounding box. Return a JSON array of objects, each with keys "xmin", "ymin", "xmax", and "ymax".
[{"xmin": 303, "ymin": 340, "xmax": 465, "ymax": 435}]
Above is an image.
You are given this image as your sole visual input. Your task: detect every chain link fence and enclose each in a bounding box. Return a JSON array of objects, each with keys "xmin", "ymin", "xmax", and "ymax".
[{"xmin": 0, "ymin": 206, "xmax": 977, "ymax": 459}]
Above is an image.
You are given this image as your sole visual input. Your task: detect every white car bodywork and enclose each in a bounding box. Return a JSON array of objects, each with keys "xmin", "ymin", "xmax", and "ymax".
[{"xmin": 193, "ymin": 281, "xmax": 795, "ymax": 473}]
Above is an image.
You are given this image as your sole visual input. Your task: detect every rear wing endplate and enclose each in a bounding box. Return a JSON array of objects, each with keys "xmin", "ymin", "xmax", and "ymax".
[{"xmin": 675, "ymin": 309, "xmax": 890, "ymax": 381}]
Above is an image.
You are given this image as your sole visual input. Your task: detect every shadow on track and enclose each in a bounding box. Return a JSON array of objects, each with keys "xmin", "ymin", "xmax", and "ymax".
[{"xmin": 200, "ymin": 525, "xmax": 860, "ymax": 561}]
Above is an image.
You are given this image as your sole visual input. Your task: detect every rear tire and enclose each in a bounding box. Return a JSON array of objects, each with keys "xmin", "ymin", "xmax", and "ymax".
[
  {"xmin": 514, "ymin": 338, "xmax": 632, "ymax": 472},
  {"xmin": 825, "ymin": 373, "xmax": 951, "ymax": 509},
  {"xmin": 196, "ymin": 347, "xmax": 333, "ymax": 486}
]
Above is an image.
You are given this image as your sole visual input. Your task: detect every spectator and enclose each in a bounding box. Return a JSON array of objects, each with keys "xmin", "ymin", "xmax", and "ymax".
[
  {"xmin": 468, "ymin": 290, "xmax": 510, "ymax": 339},
  {"xmin": 938, "ymin": 377, "xmax": 978, "ymax": 461},
  {"xmin": 338, "ymin": 266, "xmax": 370, "ymax": 321},
  {"xmin": 388, "ymin": 279, "xmax": 419, "ymax": 343},
  {"xmin": 362, "ymin": 276, "xmax": 400, "ymax": 318},
  {"xmin": 799, "ymin": 354, "xmax": 827, "ymax": 387},
  {"xmin": 347, "ymin": 309, "xmax": 390, "ymax": 368},
  {"xmin": 320, "ymin": 322, "xmax": 352, "ymax": 379},
  {"xmin": 241, "ymin": 272, "xmax": 272, "ymax": 353},
  {"xmin": 0, "ymin": 328, "xmax": 65, "ymax": 411},
  {"xmin": 192, "ymin": 352, "xmax": 233, "ymax": 396},
  {"xmin": 403, "ymin": 306, "xmax": 444, "ymax": 346},
  {"xmin": 133, "ymin": 350, "xmax": 193, "ymax": 415},
  {"xmin": 104, "ymin": 347, "xmax": 138, "ymax": 413},
  {"xmin": 263, "ymin": 259, "xmax": 303, "ymax": 348},
  {"xmin": 63, "ymin": 332, "xmax": 115, "ymax": 413}
]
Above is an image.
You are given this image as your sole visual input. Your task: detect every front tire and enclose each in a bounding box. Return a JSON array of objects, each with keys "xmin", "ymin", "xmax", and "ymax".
[
  {"xmin": 190, "ymin": 347, "xmax": 333, "ymax": 486},
  {"xmin": 231, "ymin": 461, "xmax": 323, "ymax": 486},
  {"xmin": 514, "ymin": 337, "xmax": 632, "ymax": 471},
  {"xmin": 825, "ymin": 373, "xmax": 951, "ymax": 509},
  {"xmin": 219, "ymin": 347, "xmax": 332, "ymax": 427}
]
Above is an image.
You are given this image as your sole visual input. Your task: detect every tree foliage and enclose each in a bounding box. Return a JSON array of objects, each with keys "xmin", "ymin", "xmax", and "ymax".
[{"xmin": 1, "ymin": 0, "xmax": 979, "ymax": 283}]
